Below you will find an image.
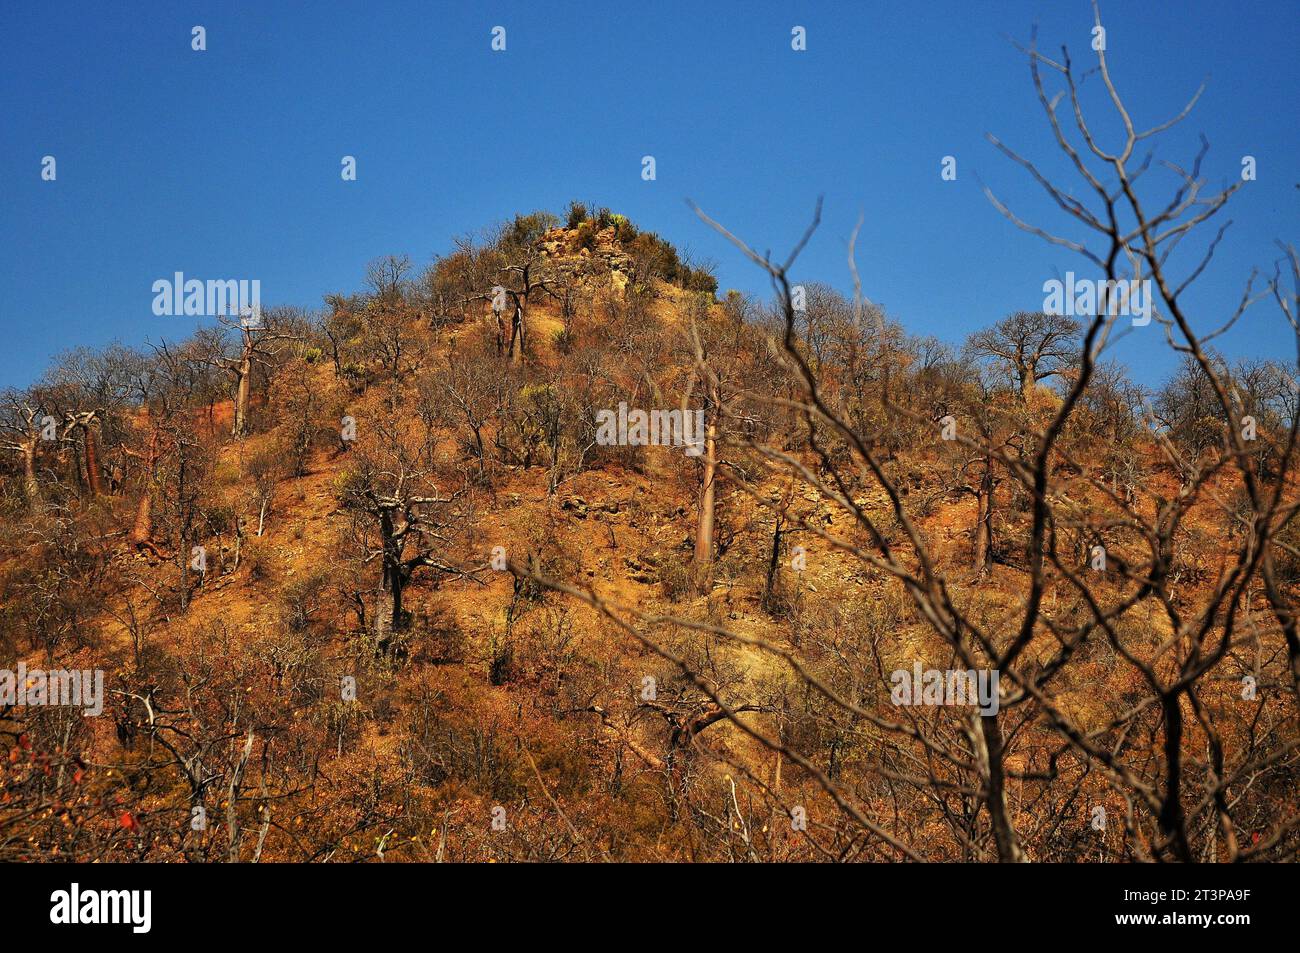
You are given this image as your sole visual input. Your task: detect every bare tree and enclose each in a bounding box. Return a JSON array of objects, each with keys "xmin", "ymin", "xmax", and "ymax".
[
  {"xmin": 495, "ymin": 257, "xmax": 558, "ymax": 366},
  {"xmin": 61, "ymin": 410, "xmax": 106, "ymax": 497},
  {"xmin": 968, "ymin": 311, "xmax": 1081, "ymax": 401},
  {"xmin": 0, "ymin": 393, "xmax": 51, "ymax": 510},
  {"xmin": 340, "ymin": 415, "xmax": 481, "ymax": 651},
  {"xmin": 205, "ymin": 314, "xmax": 297, "ymax": 438}
]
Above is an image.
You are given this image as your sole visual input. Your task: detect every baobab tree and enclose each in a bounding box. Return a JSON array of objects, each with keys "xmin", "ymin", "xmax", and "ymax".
[
  {"xmin": 0, "ymin": 393, "xmax": 52, "ymax": 510},
  {"xmin": 939, "ymin": 369, "xmax": 1017, "ymax": 576},
  {"xmin": 692, "ymin": 372, "xmax": 720, "ymax": 582},
  {"xmin": 41, "ymin": 344, "xmax": 140, "ymax": 496},
  {"xmin": 341, "ymin": 415, "xmax": 480, "ymax": 651},
  {"xmin": 684, "ymin": 296, "xmax": 757, "ymax": 589},
  {"xmin": 61, "ymin": 410, "xmax": 107, "ymax": 497},
  {"xmin": 968, "ymin": 311, "xmax": 1080, "ymax": 401},
  {"xmin": 119, "ymin": 340, "xmax": 207, "ymax": 563},
  {"xmin": 455, "ymin": 214, "xmax": 564, "ymax": 364},
  {"xmin": 120, "ymin": 425, "xmax": 166, "ymax": 559},
  {"xmin": 206, "ymin": 313, "xmax": 297, "ymax": 438}
]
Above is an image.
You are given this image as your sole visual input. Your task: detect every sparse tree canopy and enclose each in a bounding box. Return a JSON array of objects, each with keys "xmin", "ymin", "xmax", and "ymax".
[{"xmin": 968, "ymin": 310, "xmax": 1081, "ymax": 399}]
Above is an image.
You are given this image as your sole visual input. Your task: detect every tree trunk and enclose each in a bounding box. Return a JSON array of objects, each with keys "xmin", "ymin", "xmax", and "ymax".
[
  {"xmin": 83, "ymin": 425, "xmax": 105, "ymax": 496},
  {"xmin": 1159, "ymin": 693, "xmax": 1193, "ymax": 861},
  {"xmin": 373, "ymin": 569, "xmax": 405, "ymax": 653},
  {"xmin": 129, "ymin": 430, "xmax": 163, "ymax": 557},
  {"xmin": 977, "ymin": 713, "xmax": 1026, "ymax": 862},
  {"xmin": 233, "ymin": 356, "xmax": 252, "ymax": 437},
  {"xmin": 493, "ymin": 311, "xmax": 506, "ymax": 357},
  {"xmin": 391, "ymin": 571, "xmax": 405, "ymax": 632},
  {"xmin": 762, "ymin": 512, "xmax": 784, "ymax": 608},
  {"xmin": 693, "ymin": 390, "xmax": 719, "ymax": 586},
  {"xmin": 19, "ymin": 441, "xmax": 39, "ymax": 510},
  {"xmin": 973, "ymin": 455, "xmax": 994, "ymax": 575},
  {"xmin": 510, "ymin": 304, "xmax": 525, "ymax": 366},
  {"xmin": 1019, "ymin": 366, "xmax": 1036, "ymax": 401},
  {"xmin": 131, "ymin": 493, "xmax": 157, "ymax": 551},
  {"xmin": 376, "ymin": 509, "xmax": 406, "ymax": 651},
  {"xmin": 176, "ymin": 448, "xmax": 191, "ymax": 609}
]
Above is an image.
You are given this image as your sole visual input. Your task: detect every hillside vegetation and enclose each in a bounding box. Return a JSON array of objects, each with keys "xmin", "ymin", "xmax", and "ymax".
[{"xmin": 1, "ymin": 190, "xmax": 1297, "ymax": 862}]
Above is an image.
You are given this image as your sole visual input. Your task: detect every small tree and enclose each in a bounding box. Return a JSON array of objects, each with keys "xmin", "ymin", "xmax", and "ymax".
[{"xmin": 340, "ymin": 415, "xmax": 479, "ymax": 651}]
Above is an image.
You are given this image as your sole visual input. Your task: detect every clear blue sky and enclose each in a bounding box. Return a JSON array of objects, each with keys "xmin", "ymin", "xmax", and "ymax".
[{"xmin": 2, "ymin": 0, "xmax": 1296, "ymax": 389}]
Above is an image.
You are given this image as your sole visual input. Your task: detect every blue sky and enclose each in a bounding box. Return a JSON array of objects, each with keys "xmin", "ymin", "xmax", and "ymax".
[{"xmin": 2, "ymin": 0, "xmax": 1296, "ymax": 389}]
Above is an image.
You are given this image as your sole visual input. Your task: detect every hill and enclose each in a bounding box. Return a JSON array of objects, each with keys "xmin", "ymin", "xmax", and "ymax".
[{"xmin": 1, "ymin": 202, "xmax": 1297, "ymax": 863}]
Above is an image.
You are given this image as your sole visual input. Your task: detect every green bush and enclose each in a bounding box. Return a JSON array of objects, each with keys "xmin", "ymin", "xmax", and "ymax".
[
  {"xmin": 614, "ymin": 219, "xmax": 638, "ymax": 244},
  {"xmin": 500, "ymin": 210, "xmax": 559, "ymax": 252},
  {"xmin": 565, "ymin": 200, "xmax": 588, "ymax": 228},
  {"xmin": 682, "ymin": 268, "xmax": 718, "ymax": 297}
]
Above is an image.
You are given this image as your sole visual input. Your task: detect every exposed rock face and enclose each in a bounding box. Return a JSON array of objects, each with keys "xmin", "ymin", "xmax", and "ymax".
[{"xmin": 538, "ymin": 225, "xmax": 634, "ymax": 293}]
